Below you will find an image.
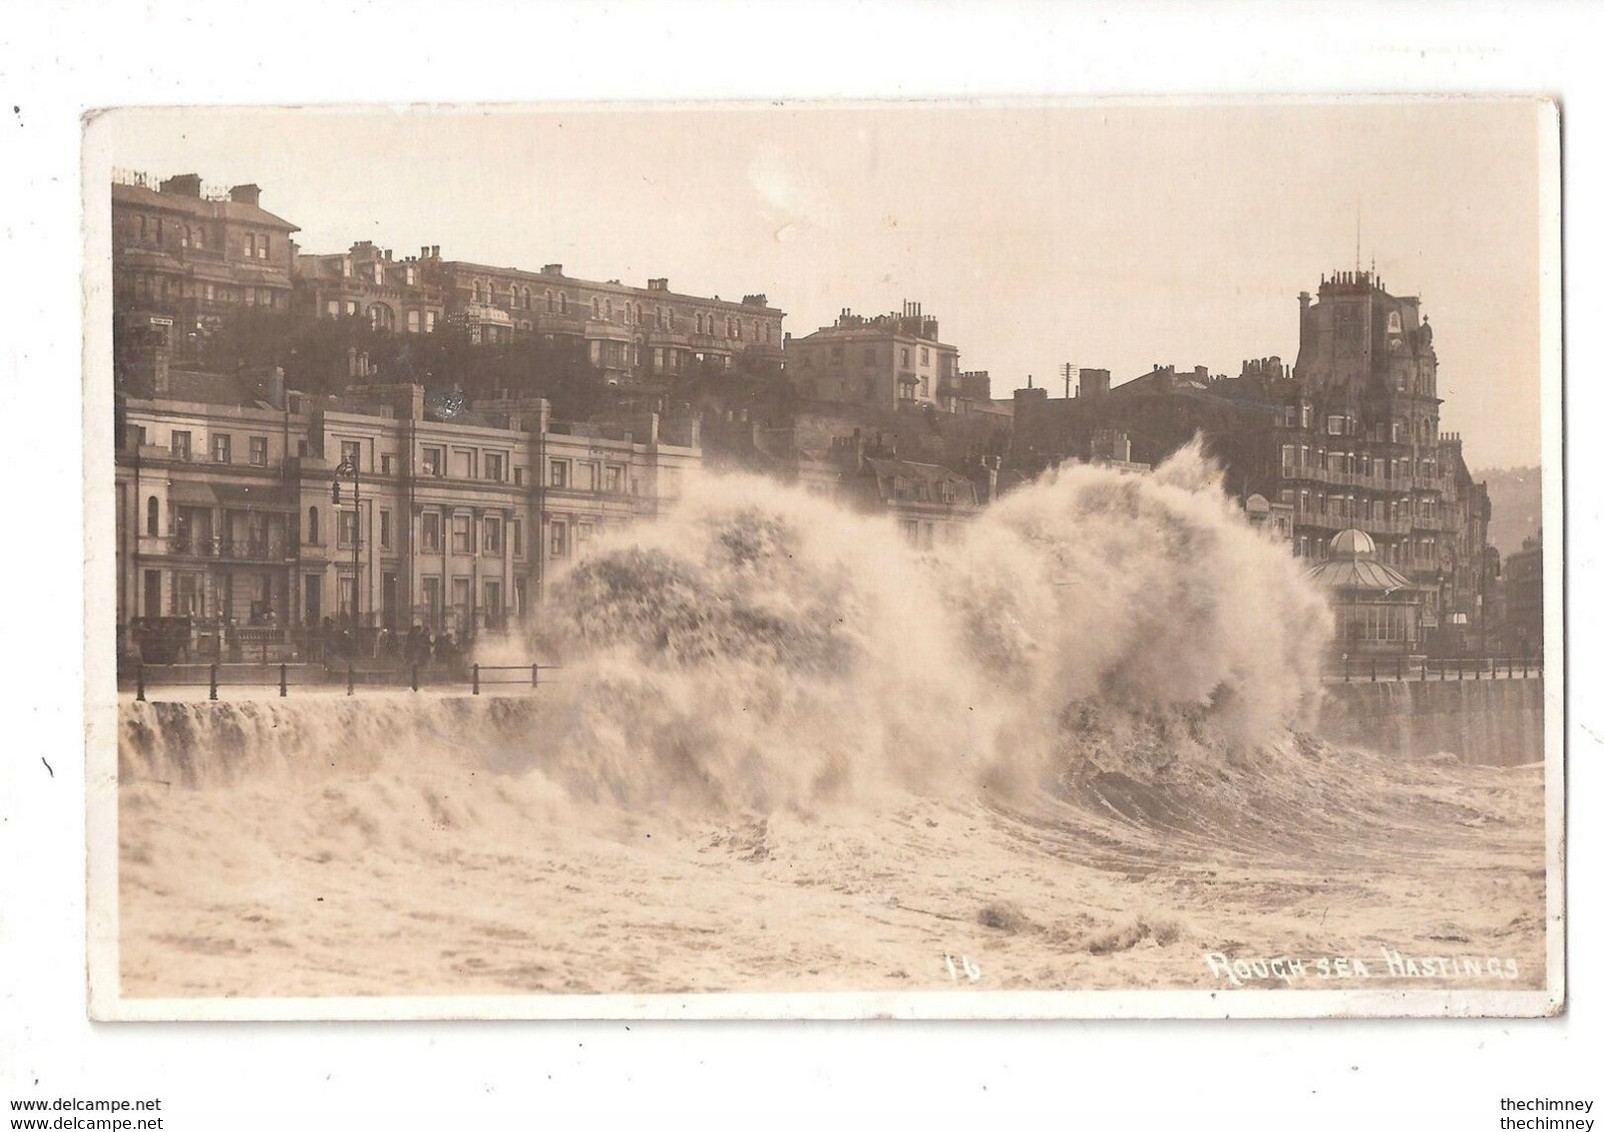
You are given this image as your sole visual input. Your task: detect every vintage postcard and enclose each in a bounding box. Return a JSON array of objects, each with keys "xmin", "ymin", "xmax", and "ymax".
[{"xmin": 82, "ymin": 98, "xmax": 1563, "ymax": 1020}]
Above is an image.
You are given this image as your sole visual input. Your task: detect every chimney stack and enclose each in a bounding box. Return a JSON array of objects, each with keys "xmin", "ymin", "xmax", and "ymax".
[
  {"xmin": 229, "ymin": 183, "xmax": 262, "ymax": 207},
  {"xmin": 159, "ymin": 173, "xmax": 202, "ymax": 197}
]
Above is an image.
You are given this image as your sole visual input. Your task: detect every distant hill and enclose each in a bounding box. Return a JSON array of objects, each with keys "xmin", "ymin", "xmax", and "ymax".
[{"xmin": 1477, "ymin": 466, "xmax": 1543, "ymax": 557}]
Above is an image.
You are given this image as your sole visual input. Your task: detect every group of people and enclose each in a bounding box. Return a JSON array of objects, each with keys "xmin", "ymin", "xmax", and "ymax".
[{"xmin": 397, "ymin": 624, "xmax": 466, "ymax": 668}]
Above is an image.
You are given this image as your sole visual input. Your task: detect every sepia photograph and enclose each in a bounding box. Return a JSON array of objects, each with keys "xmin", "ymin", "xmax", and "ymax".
[{"xmin": 82, "ymin": 97, "xmax": 1561, "ymax": 1020}]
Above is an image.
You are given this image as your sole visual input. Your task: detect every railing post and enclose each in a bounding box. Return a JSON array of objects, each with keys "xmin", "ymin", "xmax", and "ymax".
[
  {"xmin": 1343, "ymin": 656, "xmax": 1349, "ymax": 683},
  {"xmin": 472, "ymin": 663, "xmax": 481, "ymax": 695},
  {"xmin": 1475, "ymin": 657, "xmax": 1481, "ymax": 680},
  {"xmin": 531, "ymin": 662, "xmax": 539, "ymax": 688},
  {"xmin": 279, "ymin": 663, "xmax": 288, "ymax": 697},
  {"xmin": 411, "ymin": 663, "xmax": 419, "ymax": 692},
  {"xmin": 347, "ymin": 663, "xmax": 354, "ymax": 696},
  {"xmin": 1457, "ymin": 657, "xmax": 1463, "ymax": 681},
  {"xmin": 1370, "ymin": 658, "xmax": 1377, "ymax": 683},
  {"xmin": 262, "ymin": 636, "xmax": 268, "ymax": 666},
  {"xmin": 1420, "ymin": 658, "xmax": 1427, "ymax": 682},
  {"xmin": 208, "ymin": 663, "xmax": 218, "ymax": 701},
  {"xmin": 1395, "ymin": 656, "xmax": 1403, "ymax": 681},
  {"xmin": 136, "ymin": 660, "xmax": 146, "ymax": 703}
]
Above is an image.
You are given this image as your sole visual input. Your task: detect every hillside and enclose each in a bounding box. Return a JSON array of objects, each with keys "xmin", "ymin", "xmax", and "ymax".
[{"xmin": 1477, "ymin": 466, "xmax": 1543, "ymax": 557}]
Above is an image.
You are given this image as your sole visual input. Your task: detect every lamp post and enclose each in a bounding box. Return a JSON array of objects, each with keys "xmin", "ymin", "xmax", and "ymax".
[{"xmin": 333, "ymin": 455, "xmax": 361, "ymax": 640}]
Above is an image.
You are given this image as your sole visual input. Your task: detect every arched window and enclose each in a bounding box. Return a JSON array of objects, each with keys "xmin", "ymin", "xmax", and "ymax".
[
  {"xmin": 523, "ymin": 288, "xmax": 532, "ymax": 309},
  {"xmin": 181, "ymin": 226, "xmax": 190, "ymax": 249},
  {"xmin": 696, "ymin": 313, "xmax": 704, "ymax": 334},
  {"xmin": 605, "ymin": 298, "xmax": 613, "ymax": 321},
  {"xmin": 472, "ymin": 283, "xmax": 483, "ymax": 304},
  {"xmin": 545, "ymin": 290, "xmax": 554, "ymax": 313},
  {"xmin": 146, "ymin": 496, "xmax": 159, "ymax": 536},
  {"xmin": 308, "ymin": 506, "xmax": 320, "ymax": 545},
  {"xmin": 592, "ymin": 297, "xmax": 601, "ymax": 318},
  {"xmin": 559, "ymin": 292, "xmax": 568, "ymax": 315}
]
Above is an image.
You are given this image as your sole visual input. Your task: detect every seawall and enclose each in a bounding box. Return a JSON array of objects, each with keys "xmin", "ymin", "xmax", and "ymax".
[{"xmin": 1315, "ymin": 678, "xmax": 1545, "ymax": 766}]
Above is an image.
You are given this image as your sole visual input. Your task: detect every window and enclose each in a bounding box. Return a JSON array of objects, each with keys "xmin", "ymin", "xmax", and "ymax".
[
  {"xmin": 245, "ymin": 234, "xmax": 255, "ymax": 258},
  {"xmin": 170, "ymin": 431, "xmax": 191, "ymax": 461},
  {"xmin": 245, "ymin": 435, "xmax": 267, "ymax": 467},
  {"xmin": 484, "ymin": 580, "xmax": 503, "ymax": 623},
  {"xmin": 380, "ymin": 509, "xmax": 393, "ymax": 550},
  {"xmin": 426, "ymin": 312, "xmax": 437, "ymax": 333},
  {"xmin": 559, "ymin": 293, "xmax": 568, "ymax": 315},
  {"xmin": 340, "ymin": 440, "xmax": 361, "ymax": 471},
  {"xmin": 258, "ymin": 235, "xmax": 268, "ymax": 260},
  {"xmin": 920, "ymin": 376, "xmax": 930, "ymax": 398},
  {"xmin": 338, "ymin": 510, "xmax": 358, "ymax": 548},
  {"xmin": 550, "ymin": 459, "xmax": 569, "ymax": 488},
  {"xmin": 212, "ymin": 434, "xmax": 231, "ymax": 463},
  {"xmin": 900, "ymin": 348, "xmax": 911, "ymax": 367},
  {"xmin": 485, "ymin": 453, "xmax": 504, "ymax": 482},
  {"xmin": 451, "ymin": 513, "xmax": 472, "ymax": 554},
  {"xmin": 920, "ymin": 346, "xmax": 930, "ymax": 365},
  {"xmin": 422, "ymin": 576, "xmax": 442, "ymax": 623},
  {"xmin": 511, "ymin": 519, "xmax": 523, "ymax": 557},
  {"xmin": 604, "ymin": 464, "xmax": 623, "ymax": 493},
  {"xmin": 380, "ymin": 453, "xmax": 395, "ymax": 476},
  {"xmin": 452, "ymin": 578, "xmax": 471, "ymax": 620},
  {"xmin": 451, "ymin": 448, "xmax": 476, "ymax": 479},
  {"xmin": 146, "ymin": 496, "xmax": 159, "ymax": 536},
  {"xmin": 483, "ymin": 516, "xmax": 502, "ymax": 555},
  {"xmin": 576, "ymin": 522, "xmax": 593, "ymax": 546},
  {"xmin": 308, "ymin": 506, "xmax": 320, "ymax": 545},
  {"xmin": 550, "ymin": 520, "xmax": 569, "ymax": 558},
  {"xmin": 407, "ymin": 310, "xmax": 421, "ymax": 333},
  {"xmin": 421, "ymin": 512, "xmax": 441, "ymax": 552},
  {"xmin": 421, "ymin": 447, "xmax": 442, "ymax": 476}
]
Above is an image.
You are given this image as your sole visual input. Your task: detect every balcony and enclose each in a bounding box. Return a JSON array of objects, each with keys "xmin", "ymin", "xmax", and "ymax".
[
  {"xmin": 1279, "ymin": 461, "xmax": 1449, "ymax": 494},
  {"xmin": 166, "ymin": 534, "xmax": 290, "ymax": 561}
]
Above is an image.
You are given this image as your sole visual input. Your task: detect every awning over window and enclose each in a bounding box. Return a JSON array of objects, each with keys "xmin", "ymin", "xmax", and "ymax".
[
  {"xmin": 212, "ymin": 483, "xmax": 294, "ymax": 511},
  {"xmin": 166, "ymin": 481, "xmax": 219, "ymax": 507}
]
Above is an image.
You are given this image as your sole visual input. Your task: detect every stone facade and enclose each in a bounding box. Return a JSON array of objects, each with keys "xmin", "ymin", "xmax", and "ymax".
[
  {"xmin": 114, "ymin": 377, "xmax": 700, "ymax": 652},
  {"xmin": 786, "ymin": 303, "xmax": 960, "ymax": 412},
  {"xmin": 415, "ymin": 254, "xmax": 784, "ymax": 385},
  {"xmin": 112, "ymin": 172, "xmax": 300, "ymax": 371}
]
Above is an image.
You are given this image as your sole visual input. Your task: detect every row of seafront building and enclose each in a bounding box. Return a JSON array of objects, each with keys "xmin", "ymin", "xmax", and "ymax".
[
  {"xmin": 114, "ymin": 370, "xmax": 698, "ymax": 647},
  {"xmin": 109, "ymin": 170, "xmax": 1519, "ymax": 658}
]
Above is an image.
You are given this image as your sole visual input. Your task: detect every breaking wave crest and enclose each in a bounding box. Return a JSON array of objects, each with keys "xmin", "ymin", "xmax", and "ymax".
[{"xmin": 121, "ymin": 444, "xmax": 1337, "ymax": 823}]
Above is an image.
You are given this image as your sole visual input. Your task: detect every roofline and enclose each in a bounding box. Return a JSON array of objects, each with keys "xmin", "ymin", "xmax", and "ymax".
[{"xmin": 433, "ymin": 260, "xmax": 784, "ymax": 314}]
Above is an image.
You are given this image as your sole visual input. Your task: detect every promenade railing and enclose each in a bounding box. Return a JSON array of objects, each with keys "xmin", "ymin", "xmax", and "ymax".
[
  {"xmin": 123, "ymin": 659, "xmax": 561, "ymax": 701},
  {"xmin": 1326, "ymin": 654, "xmax": 1545, "ymax": 684}
]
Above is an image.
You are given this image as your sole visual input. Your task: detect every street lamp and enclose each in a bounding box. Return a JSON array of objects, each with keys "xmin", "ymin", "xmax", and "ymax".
[{"xmin": 332, "ymin": 456, "xmax": 361, "ymax": 635}]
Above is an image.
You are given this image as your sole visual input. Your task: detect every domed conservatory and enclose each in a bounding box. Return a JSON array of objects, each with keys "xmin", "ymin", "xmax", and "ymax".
[{"xmin": 1306, "ymin": 528, "xmax": 1424, "ymax": 657}]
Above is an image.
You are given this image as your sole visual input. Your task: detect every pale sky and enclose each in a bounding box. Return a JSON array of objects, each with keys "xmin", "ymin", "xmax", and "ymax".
[{"xmin": 94, "ymin": 99, "xmax": 1546, "ymax": 468}]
